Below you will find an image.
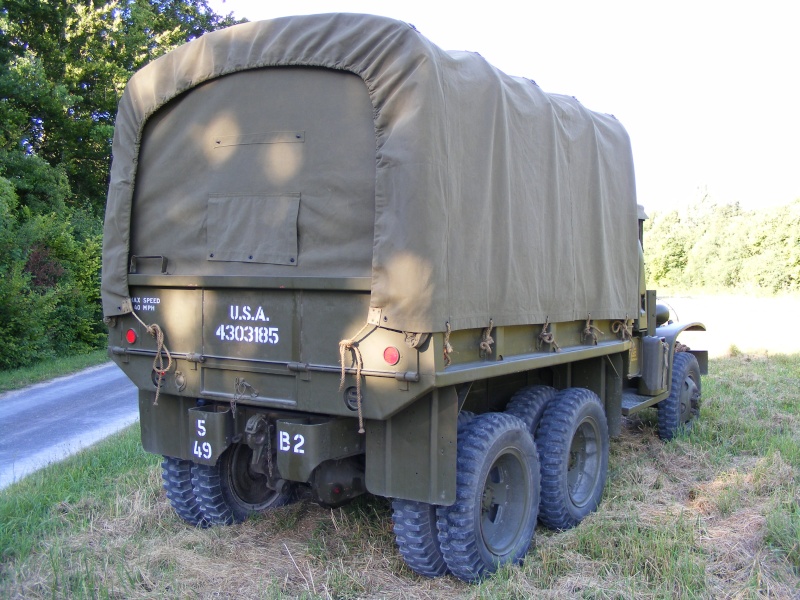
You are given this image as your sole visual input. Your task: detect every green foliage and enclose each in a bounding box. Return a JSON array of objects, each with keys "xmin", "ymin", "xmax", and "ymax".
[
  {"xmin": 1, "ymin": 0, "xmax": 239, "ymax": 215},
  {"xmin": 645, "ymin": 198, "xmax": 800, "ymax": 293},
  {"xmin": 0, "ymin": 176, "xmax": 105, "ymax": 369},
  {"xmin": 0, "ymin": 1, "xmax": 238, "ymax": 371}
]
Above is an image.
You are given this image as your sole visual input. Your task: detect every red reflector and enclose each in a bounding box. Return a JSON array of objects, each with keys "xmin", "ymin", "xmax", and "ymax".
[
  {"xmin": 383, "ymin": 346, "xmax": 400, "ymax": 366},
  {"xmin": 126, "ymin": 329, "xmax": 137, "ymax": 344}
]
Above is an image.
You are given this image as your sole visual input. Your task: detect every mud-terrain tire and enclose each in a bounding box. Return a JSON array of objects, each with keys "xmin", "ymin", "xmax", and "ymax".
[
  {"xmin": 392, "ymin": 500, "xmax": 448, "ymax": 577},
  {"xmin": 505, "ymin": 385, "xmax": 557, "ymax": 435},
  {"xmin": 162, "ymin": 456, "xmax": 208, "ymax": 527},
  {"xmin": 436, "ymin": 412, "xmax": 539, "ymax": 582},
  {"xmin": 657, "ymin": 352, "xmax": 701, "ymax": 441},
  {"xmin": 536, "ymin": 388, "xmax": 609, "ymax": 530},
  {"xmin": 192, "ymin": 443, "xmax": 292, "ymax": 525}
]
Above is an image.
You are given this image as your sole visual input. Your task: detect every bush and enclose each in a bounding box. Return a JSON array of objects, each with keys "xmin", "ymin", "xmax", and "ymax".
[{"xmin": 0, "ymin": 176, "xmax": 103, "ymax": 370}]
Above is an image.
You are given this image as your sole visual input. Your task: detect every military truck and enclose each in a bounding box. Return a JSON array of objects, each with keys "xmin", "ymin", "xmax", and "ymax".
[{"xmin": 101, "ymin": 14, "xmax": 706, "ymax": 582}]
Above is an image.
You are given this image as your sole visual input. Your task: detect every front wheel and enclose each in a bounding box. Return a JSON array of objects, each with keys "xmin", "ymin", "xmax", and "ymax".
[
  {"xmin": 192, "ymin": 443, "xmax": 293, "ymax": 525},
  {"xmin": 657, "ymin": 352, "xmax": 701, "ymax": 441},
  {"xmin": 436, "ymin": 412, "xmax": 539, "ymax": 582},
  {"xmin": 536, "ymin": 388, "xmax": 609, "ymax": 530}
]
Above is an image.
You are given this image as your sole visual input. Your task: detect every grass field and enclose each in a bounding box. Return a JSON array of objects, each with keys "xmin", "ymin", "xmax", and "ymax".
[
  {"xmin": 1, "ymin": 350, "xmax": 798, "ymax": 599},
  {"xmin": 0, "ymin": 350, "xmax": 109, "ymax": 394}
]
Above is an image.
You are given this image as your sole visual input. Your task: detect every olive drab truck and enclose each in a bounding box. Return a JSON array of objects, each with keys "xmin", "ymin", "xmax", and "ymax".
[{"xmin": 101, "ymin": 14, "xmax": 706, "ymax": 583}]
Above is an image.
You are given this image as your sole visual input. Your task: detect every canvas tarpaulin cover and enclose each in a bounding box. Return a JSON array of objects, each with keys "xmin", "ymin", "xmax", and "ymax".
[{"xmin": 101, "ymin": 13, "xmax": 640, "ymax": 333}]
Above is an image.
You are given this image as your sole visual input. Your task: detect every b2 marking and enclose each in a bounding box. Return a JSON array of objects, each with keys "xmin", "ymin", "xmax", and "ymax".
[{"xmin": 278, "ymin": 431, "xmax": 305, "ymax": 454}]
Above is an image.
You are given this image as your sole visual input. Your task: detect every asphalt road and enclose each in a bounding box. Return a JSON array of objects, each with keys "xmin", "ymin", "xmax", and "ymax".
[{"xmin": 0, "ymin": 362, "xmax": 138, "ymax": 490}]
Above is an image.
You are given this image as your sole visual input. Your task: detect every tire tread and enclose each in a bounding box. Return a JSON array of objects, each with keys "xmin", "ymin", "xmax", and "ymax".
[
  {"xmin": 161, "ymin": 456, "xmax": 207, "ymax": 527},
  {"xmin": 437, "ymin": 412, "xmax": 539, "ymax": 582},
  {"xmin": 657, "ymin": 352, "xmax": 701, "ymax": 441},
  {"xmin": 536, "ymin": 388, "xmax": 609, "ymax": 531}
]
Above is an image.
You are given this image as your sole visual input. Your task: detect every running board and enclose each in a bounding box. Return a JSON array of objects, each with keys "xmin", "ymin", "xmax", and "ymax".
[{"xmin": 621, "ymin": 390, "xmax": 669, "ymax": 416}]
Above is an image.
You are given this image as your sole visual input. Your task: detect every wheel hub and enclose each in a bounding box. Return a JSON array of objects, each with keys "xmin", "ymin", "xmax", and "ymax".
[
  {"xmin": 567, "ymin": 419, "xmax": 601, "ymax": 509},
  {"xmin": 679, "ymin": 376, "xmax": 700, "ymax": 423},
  {"xmin": 479, "ymin": 449, "xmax": 530, "ymax": 556}
]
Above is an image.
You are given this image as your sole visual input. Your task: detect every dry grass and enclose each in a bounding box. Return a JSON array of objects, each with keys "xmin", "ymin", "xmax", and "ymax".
[
  {"xmin": 4, "ymin": 434, "xmax": 797, "ymax": 599},
  {"xmin": 2, "ymin": 352, "xmax": 799, "ymax": 599}
]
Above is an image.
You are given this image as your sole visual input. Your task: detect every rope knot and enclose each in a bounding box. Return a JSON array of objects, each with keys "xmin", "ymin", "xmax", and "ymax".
[
  {"xmin": 131, "ymin": 313, "xmax": 172, "ymax": 406},
  {"xmin": 338, "ymin": 323, "xmax": 373, "ymax": 434},
  {"xmin": 582, "ymin": 314, "xmax": 604, "ymax": 345},
  {"xmin": 538, "ymin": 318, "xmax": 560, "ymax": 353},
  {"xmin": 443, "ymin": 321, "xmax": 454, "ymax": 367},
  {"xmin": 480, "ymin": 319, "xmax": 494, "ymax": 356},
  {"xmin": 612, "ymin": 317, "xmax": 633, "ymax": 341}
]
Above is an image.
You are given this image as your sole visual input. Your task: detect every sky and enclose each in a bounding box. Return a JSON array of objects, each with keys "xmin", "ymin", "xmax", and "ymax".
[{"xmin": 204, "ymin": 0, "xmax": 799, "ymax": 214}]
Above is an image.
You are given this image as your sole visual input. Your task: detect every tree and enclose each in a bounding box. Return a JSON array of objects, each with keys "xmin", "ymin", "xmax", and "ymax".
[
  {"xmin": 0, "ymin": 0, "xmax": 238, "ymax": 369},
  {"xmin": 0, "ymin": 0, "xmax": 238, "ymax": 215},
  {"xmin": 644, "ymin": 198, "xmax": 800, "ymax": 294}
]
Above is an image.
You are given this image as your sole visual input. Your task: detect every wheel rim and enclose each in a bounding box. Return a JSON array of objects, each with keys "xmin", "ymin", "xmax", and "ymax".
[
  {"xmin": 679, "ymin": 375, "xmax": 699, "ymax": 424},
  {"xmin": 223, "ymin": 444, "xmax": 278, "ymax": 510},
  {"xmin": 567, "ymin": 418, "xmax": 601, "ymax": 509},
  {"xmin": 479, "ymin": 447, "xmax": 531, "ymax": 556}
]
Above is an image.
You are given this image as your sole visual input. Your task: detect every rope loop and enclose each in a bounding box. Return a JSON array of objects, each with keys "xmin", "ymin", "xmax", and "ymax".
[
  {"xmin": 582, "ymin": 314, "xmax": 604, "ymax": 345},
  {"xmin": 480, "ymin": 319, "xmax": 494, "ymax": 356},
  {"xmin": 338, "ymin": 323, "xmax": 373, "ymax": 434},
  {"xmin": 612, "ymin": 317, "xmax": 633, "ymax": 341},
  {"xmin": 131, "ymin": 310, "xmax": 172, "ymax": 406}
]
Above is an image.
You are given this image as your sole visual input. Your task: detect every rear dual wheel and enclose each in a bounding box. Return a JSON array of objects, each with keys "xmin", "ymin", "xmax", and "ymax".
[
  {"xmin": 505, "ymin": 385, "xmax": 557, "ymax": 435},
  {"xmin": 192, "ymin": 443, "xmax": 293, "ymax": 525},
  {"xmin": 505, "ymin": 385, "xmax": 610, "ymax": 531},
  {"xmin": 393, "ymin": 411, "xmax": 539, "ymax": 582},
  {"xmin": 437, "ymin": 412, "xmax": 540, "ymax": 582},
  {"xmin": 391, "ymin": 410, "xmax": 476, "ymax": 579},
  {"xmin": 162, "ymin": 443, "xmax": 292, "ymax": 527},
  {"xmin": 536, "ymin": 388, "xmax": 609, "ymax": 530},
  {"xmin": 392, "ymin": 500, "xmax": 448, "ymax": 577},
  {"xmin": 162, "ymin": 456, "xmax": 208, "ymax": 527}
]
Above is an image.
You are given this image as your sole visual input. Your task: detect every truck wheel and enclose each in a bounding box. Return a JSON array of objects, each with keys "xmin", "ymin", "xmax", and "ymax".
[
  {"xmin": 192, "ymin": 443, "xmax": 292, "ymax": 525},
  {"xmin": 536, "ymin": 388, "xmax": 609, "ymax": 530},
  {"xmin": 657, "ymin": 352, "xmax": 701, "ymax": 441},
  {"xmin": 161, "ymin": 456, "xmax": 208, "ymax": 527},
  {"xmin": 437, "ymin": 412, "xmax": 539, "ymax": 582},
  {"xmin": 392, "ymin": 500, "xmax": 448, "ymax": 577},
  {"xmin": 505, "ymin": 385, "xmax": 557, "ymax": 435}
]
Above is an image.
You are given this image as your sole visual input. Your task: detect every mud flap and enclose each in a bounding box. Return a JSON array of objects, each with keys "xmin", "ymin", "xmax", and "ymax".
[
  {"xmin": 187, "ymin": 405, "xmax": 233, "ymax": 465},
  {"xmin": 275, "ymin": 417, "xmax": 366, "ymax": 482},
  {"xmin": 365, "ymin": 386, "xmax": 458, "ymax": 505}
]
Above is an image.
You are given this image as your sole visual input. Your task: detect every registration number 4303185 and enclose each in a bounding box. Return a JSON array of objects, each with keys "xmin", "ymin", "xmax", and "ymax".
[{"xmin": 215, "ymin": 324, "xmax": 279, "ymax": 344}]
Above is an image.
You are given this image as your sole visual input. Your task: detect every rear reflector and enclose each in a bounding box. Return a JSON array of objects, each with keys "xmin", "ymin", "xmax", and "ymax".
[
  {"xmin": 126, "ymin": 329, "xmax": 137, "ymax": 344},
  {"xmin": 383, "ymin": 346, "xmax": 400, "ymax": 366}
]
